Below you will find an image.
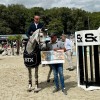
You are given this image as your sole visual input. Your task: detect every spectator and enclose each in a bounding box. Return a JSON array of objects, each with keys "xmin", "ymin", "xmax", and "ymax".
[
  {"xmin": 47, "ymin": 33, "xmax": 67, "ymax": 95},
  {"xmin": 61, "ymin": 34, "xmax": 74, "ymax": 71}
]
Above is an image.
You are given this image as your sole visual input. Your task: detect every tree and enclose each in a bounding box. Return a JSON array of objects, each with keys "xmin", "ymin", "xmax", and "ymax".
[
  {"xmin": 0, "ymin": 20, "xmax": 12, "ymax": 34},
  {"xmin": 47, "ymin": 18, "xmax": 64, "ymax": 36},
  {"xmin": 89, "ymin": 12, "xmax": 100, "ymax": 29},
  {"xmin": 7, "ymin": 4, "xmax": 27, "ymax": 34},
  {"xmin": 0, "ymin": 5, "xmax": 12, "ymax": 34},
  {"xmin": 75, "ymin": 17, "xmax": 84, "ymax": 31},
  {"xmin": 0, "ymin": 4, "xmax": 100, "ymax": 36}
]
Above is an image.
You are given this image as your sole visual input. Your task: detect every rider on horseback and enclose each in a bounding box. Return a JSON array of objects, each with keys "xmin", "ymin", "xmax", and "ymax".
[
  {"xmin": 26, "ymin": 15, "xmax": 43, "ymax": 38},
  {"xmin": 25, "ymin": 15, "xmax": 44, "ymax": 92}
]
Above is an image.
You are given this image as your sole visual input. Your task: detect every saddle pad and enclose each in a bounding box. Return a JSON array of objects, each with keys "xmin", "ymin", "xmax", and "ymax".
[{"xmin": 23, "ymin": 48, "xmax": 41, "ymax": 68}]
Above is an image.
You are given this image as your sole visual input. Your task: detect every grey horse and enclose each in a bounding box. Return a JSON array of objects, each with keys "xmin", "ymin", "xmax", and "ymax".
[{"xmin": 23, "ymin": 29, "xmax": 46, "ymax": 93}]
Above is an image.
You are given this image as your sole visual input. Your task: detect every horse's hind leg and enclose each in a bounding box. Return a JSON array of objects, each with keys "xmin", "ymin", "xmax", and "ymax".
[
  {"xmin": 27, "ymin": 68, "xmax": 32, "ymax": 92},
  {"xmin": 47, "ymin": 65, "xmax": 53, "ymax": 82},
  {"xmin": 34, "ymin": 67, "xmax": 41, "ymax": 93}
]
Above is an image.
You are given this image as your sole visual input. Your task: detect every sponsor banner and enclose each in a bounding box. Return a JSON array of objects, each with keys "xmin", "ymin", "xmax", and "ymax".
[
  {"xmin": 75, "ymin": 30, "xmax": 100, "ymax": 46},
  {"xmin": 41, "ymin": 50, "xmax": 65, "ymax": 64}
]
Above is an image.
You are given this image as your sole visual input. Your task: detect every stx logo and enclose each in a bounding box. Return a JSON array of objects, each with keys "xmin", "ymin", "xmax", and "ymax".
[
  {"xmin": 77, "ymin": 33, "xmax": 98, "ymax": 42},
  {"xmin": 85, "ymin": 33, "xmax": 97, "ymax": 42},
  {"xmin": 24, "ymin": 58, "xmax": 34, "ymax": 62}
]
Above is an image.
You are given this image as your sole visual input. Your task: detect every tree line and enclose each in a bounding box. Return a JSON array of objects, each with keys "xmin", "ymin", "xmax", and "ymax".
[{"xmin": 0, "ymin": 4, "xmax": 100, "ymax": 36}]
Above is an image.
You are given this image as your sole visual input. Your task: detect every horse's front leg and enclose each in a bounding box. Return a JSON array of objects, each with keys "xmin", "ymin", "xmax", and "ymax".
[
  {"xmin": 34, "ymin": 66, "xmax": 41, "ymax": 93},
  {"xmin": 27, "ymin": 68, "xmax": 32, "ymax": 92}
]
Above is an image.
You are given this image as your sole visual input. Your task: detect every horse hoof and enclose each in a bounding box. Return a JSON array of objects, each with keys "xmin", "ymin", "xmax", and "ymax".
[
  {"xmin": 27, "ymin": 84, "xmax": 32, "ymax": 92},
  {"xmin": 34, "ymin": 88, "xmax": 41, "ymax": 93},
  {"xmin": 27, "ymin": 89, "xmax": 32, "ymax": 92},
  {"xmin": 27, "ymin": 87, "xmax": 35, "ymax": 92},
  {"xmin": 34, "ymin": 91, "xmax": 39, "ymax": 93}
]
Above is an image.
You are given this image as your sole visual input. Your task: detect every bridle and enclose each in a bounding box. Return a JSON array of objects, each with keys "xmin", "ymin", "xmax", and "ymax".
[{"xmin": 28, "ymin": 29, "xmax": 46, "ymax": 50}]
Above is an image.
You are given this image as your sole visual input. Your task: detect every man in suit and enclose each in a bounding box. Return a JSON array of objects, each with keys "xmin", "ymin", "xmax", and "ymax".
[{"xmin": 26, "ymin": 15, "xmax": 43, "ymax": 38}]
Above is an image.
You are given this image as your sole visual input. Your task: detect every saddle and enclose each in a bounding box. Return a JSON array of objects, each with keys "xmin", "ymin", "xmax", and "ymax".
[{"xmin": 23, "ymin": 43, "xmax": 41, "ymax": 68}]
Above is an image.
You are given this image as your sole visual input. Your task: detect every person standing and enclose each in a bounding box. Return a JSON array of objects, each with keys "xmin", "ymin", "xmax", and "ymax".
[
  {"xmin": 47, "ymin": 33, "xmax": 67, "ymax": 95},
  {"xmin": 26, "ymin": 15, "xmax": 43, "ymax": 38},
  {"xmin": 61, "ymin": 34, "xmax": 74, "ymax": 71}
]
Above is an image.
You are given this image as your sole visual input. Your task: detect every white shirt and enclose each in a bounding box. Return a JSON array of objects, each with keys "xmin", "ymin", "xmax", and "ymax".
[
  {"xmin": 64, "ymin": 38, "xmax": 72, "ymax": 52},
  {"xmin": 34, "ymin": 23, "xmax": 38, "ymax": 29},
  {"xmin": 47, "ymin": 40, "xmax": 64, "ymax": 50}
]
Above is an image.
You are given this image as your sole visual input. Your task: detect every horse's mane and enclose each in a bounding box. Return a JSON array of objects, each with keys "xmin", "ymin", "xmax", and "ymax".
[
  {"xmin": 33, "ymin": 29, "xmax": 41, "ymax": 35},
  {"xmin": 26, "ymin": 29, "xmax": 41, "ymax": 54}
]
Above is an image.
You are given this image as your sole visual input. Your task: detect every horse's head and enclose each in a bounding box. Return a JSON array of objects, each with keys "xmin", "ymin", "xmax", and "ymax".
[
  {"xmin": 26, "ymin": 29, "xmax": 47, "ymax": 54},
  {"xmin": 37, "ymin": 29, "xmax": 47, "ymax": 50}
]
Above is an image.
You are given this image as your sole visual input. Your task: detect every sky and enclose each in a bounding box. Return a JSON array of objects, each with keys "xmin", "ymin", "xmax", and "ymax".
[{"xmin": 0, "ymin": 0, "xmax": 100, "ymax": 12}]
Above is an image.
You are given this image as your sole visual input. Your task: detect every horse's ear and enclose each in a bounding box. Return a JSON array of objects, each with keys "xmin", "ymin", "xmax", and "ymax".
[
  {"xmin": 41, "ymin": 27, "xmax": 45, "ymax": 32},
  {"xmin": 41, "ymin": 28, "xmax": 48, "ymax": 32}
]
